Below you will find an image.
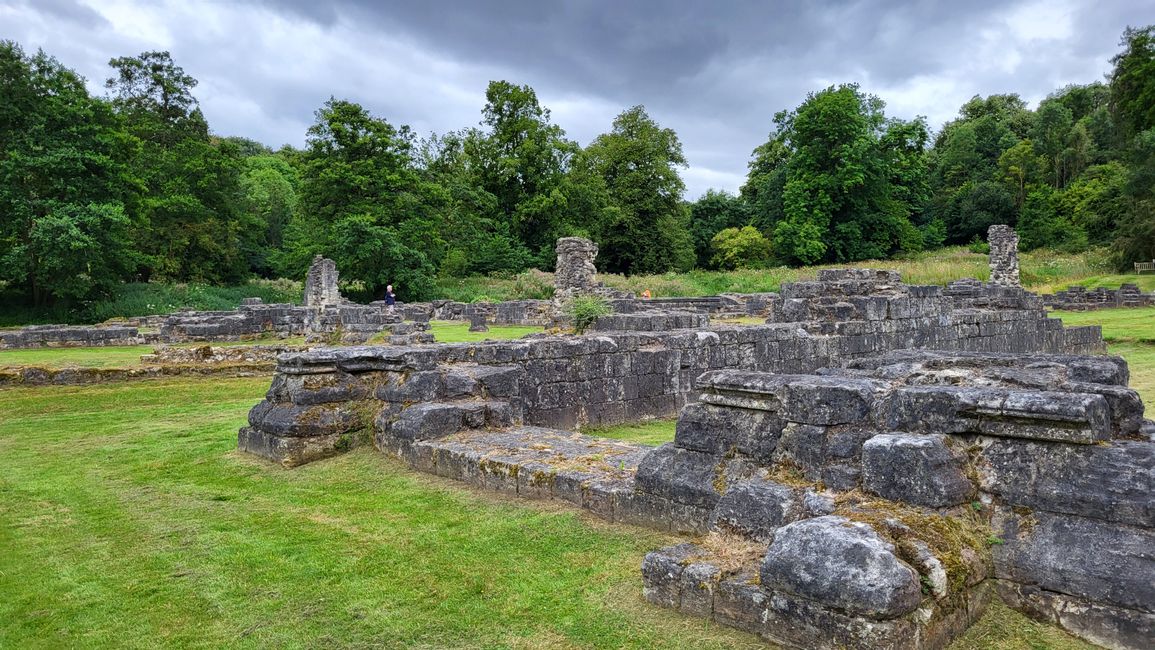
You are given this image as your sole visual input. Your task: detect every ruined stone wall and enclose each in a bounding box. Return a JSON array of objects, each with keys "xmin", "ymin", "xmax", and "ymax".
[
  {"xmin": 0, "ymin": 324, "xmax": 144, "ymax": 349},
  {"xmin": 638, "ymin": 351, "xmax": 1153, "ymax": 650},
  {"xmin": 1042, "ymin": 283, "xmax": 1154, "ymax": 311},
  {"xmin": 303, "ymin": 255, "xmax": 342, "ymax": 307},
  {"xmin": 239, "ymin": 270, "xmax": 1106, "ymax": 466}
]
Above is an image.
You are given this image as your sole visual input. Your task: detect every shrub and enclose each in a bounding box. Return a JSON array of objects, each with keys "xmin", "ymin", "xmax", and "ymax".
[{"xmin": 564, "ymin": 295, "xmax": 611, "ymax": 334}]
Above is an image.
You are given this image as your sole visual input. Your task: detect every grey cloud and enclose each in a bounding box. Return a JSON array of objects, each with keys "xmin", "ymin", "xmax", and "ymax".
[{"xmin": 5, "ymin": 0, "xmax": 1150, "ymax": 196}]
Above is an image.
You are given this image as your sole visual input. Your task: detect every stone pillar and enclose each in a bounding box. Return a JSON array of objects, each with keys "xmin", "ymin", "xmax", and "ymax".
[
  {"xmin": 303, "ymin": 255, "xmax": 342, "ymax": 307},
  {"xmin": 553, "ymin": 237, "xmax": 600, "ymax": 302},
  {"xmin": 988, "ymin": 225, "xmax": 1020, "ymax": 288},
  {"xmin": 468, "ymin": 312, "xmax": 489, "ymax": 333}
]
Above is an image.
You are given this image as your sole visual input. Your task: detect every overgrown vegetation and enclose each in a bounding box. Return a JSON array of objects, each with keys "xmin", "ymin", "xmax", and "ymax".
[{"xmin": 564, "ymin": 295, "xmax": 612, "ymax": 334}]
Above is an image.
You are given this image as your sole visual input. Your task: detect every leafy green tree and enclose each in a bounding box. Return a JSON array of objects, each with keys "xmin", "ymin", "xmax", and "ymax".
[
  {"xmin": 1030, "ymin": 99, "xmax": 1074, "ymax": 187},
  {"xmin": 1017, "ymin": 186, "xmax": 1086, "ymax": 251},
  {"xmin": 239, "ymin": 154, "xmax": 297, "ymax": 276},
  {"xmin": 283, "ymin": 98, "xmax": 443, "ymax": 300},
  {"xmin": 583, "ymin": 106, "xmax": 695, "ymax": 274},
  {"xmin": 471, "ymin": 81, "xmax": 588, "ymax": 264},
  {"xmin": 710, "ymin": 226, "xmax": 772, "ymax": 269},
  {"xmin": 942, "ymin": 181, "xmax": 1017, "ymax": 243},
  {"xmin": 106, "ymin": 51, "xmax": 247, "ymax": 283},
  {"xmin": 1109, "ymin": 25, "xmax": 1155, "ymax": 269},
  {"xmin": 1056, "ymin": 162, "xmax": 1128, "ymax": 246},
  {"xmin": 998, "ymin": 139, "xmax": 1043, "ymax": 207},
  {"xmin": 767, "ymin": 84, "xmax": 922, "ymax": 264},
  {"xmin": 1110, "ymin": 26, "xmax": 1155, "ymax": 138},
  {"xmin": 689, "ymin": 190, "xmax": 751, "ymax": 267},
  {"xmin": 0, "ymin": 41, "xmax": 137, "ymax": 306}
]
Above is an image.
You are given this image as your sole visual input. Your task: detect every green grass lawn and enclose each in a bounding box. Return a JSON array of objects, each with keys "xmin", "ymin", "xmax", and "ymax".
[
  {"xmin": 0, "ymin": 377, "xmax": 764, "ymax": 649},
  {"xmin": 427, "ymin": 320, "xmax": 544, "ymax": 343},
  {"xmin": 1, "ymin": 305, "xmax": 1148, "ymax": 648},
  {"xmin": 0, "ymin": 338, "xmax": 308, "ymax": 370},
  {"xmin": 585, "ymin": 419, "xmax": 677, "ymax": 446},
  {"xmin": 1052, "ymin": 306, "xmax": 1155, "ymax": 343}
]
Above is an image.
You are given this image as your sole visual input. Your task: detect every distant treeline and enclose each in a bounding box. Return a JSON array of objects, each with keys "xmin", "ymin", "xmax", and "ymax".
[{"xmin": 1, "ymin": 26, "xmax": 1153, "ymax": 306}]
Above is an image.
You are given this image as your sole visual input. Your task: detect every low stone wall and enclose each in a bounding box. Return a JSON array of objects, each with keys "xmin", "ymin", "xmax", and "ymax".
[
  {"xmin": 0, "ymin": 363, "xmax": 275, "ymax": 387},
  {"xmin": 639, "ymin": 351, "xmax": 1153, "ymax": 650},
  {"xmin": 140, "ymin": 344, "xmax": 309, "ymax": 366},
  {"xmin": 0, "ymin": 324, "xmax": 144, "ymax": 349},
  {"xmin": 1042, "ymin": 283, "xmax": 1154, "ymax": 311}
]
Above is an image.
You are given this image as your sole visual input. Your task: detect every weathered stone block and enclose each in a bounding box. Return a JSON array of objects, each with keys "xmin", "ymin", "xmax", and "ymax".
[
  {"xmin": 760, "ymin": 516, "xmax": 923, "ymax": 619},
  {"xmin": 862, "ymin": 433, "xmax": 974, "ymax": 508},
  {"xmin": 993, "ymin": 510, "xmax": 1155, "ymax": 614},
  {"xmin": 673, "ymin": 402, "xmax": 783, "ymax": 462},
  {"xmin": 251, "ymin": 402, "xmax": 363, "ymax": 438},
  {"xmin": 641, "ymin": 543, "xmax": 701, "ymax": 609},
  {"xmin": 634, "ymin": 444, "xmax": 722, "ymax": 509},
  {"xmin": 709, "ymin": 478, "xmax": 803, "ymax": 542},
  {"xmin": 979, "ymin": 438, "xmax": 1155, "ymax": 527},
  {"xmin": 779, "ymin": 376, "xmax": 884, "ymax": 425}
]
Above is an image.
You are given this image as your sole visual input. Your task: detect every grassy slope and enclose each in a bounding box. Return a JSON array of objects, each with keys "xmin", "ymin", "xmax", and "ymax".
[{"xmin": 434, "ymin": 247, "xmax": 1117, "ymax": 301}]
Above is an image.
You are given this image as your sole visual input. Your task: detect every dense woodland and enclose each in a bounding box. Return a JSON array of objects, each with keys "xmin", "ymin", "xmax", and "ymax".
[{"xmin": 1, "ymin": 26, "xmax": 1154, "ymax": 308}]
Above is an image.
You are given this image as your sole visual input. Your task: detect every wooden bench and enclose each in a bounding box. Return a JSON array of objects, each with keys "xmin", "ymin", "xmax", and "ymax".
[{"xmin": 1135, "ymin": 260, "xmax": 1155, "ymax": 273}]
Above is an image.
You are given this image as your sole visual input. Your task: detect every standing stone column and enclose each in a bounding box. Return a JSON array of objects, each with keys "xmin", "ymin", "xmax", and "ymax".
[
  {"xmin": 553, "ymin": 237, "xmax": 601, "ymax": 304},
  {"xmin": 988, "ymin": 225, "xmax": 1021, "ymax": 288},
  {"xmin": 303, "ymin": 255, "xmax": 342, "ymax": 307}
]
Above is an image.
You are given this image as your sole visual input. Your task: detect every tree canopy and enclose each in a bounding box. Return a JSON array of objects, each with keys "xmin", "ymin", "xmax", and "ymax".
[{"xmin": 2, "ymin": 24, "xmax": 1154, "ymax": 311}]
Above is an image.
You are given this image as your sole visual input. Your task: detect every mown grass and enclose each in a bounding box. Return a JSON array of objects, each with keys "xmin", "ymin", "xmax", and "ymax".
[
  {"xmin": 584, "ymin": 419, "xmax": 677, "ymax": 446},
  {"xmin": 0, "ymin": 322, "xmax": 536, "ymax": 370},
  {"xmin": 427, "ymin": 320, "xmax": 544, "ymax": 343},
  {"xmin": 0, "ymin": 338, "xmax": 307, "ymax": 370},
  {"xmin": 0, "ymin": 377, "xmax": 765, "ymax": 649},
  {"xmin": 1052, "ymin": 307, "xmax": 1155, "ymax": 405}
]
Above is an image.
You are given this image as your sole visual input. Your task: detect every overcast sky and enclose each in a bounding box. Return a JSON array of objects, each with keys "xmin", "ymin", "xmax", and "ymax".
[{"xmin": 3, "ymin": 0, "xmax": 1152, "ymax": 197}]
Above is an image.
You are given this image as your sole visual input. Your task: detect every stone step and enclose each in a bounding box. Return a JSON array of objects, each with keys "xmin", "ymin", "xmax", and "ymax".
[
  {"xmin": 397, "ymin": 426, "xmax": 675, "ymax": 524},
  {"xmin": 377, "ymin": 399, "xmax": 518, "ymax": 447}
]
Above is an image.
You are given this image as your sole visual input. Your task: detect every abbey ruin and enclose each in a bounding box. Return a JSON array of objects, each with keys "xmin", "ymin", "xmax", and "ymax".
[{"xmin": 228, "ymin": 233, "xmax": 1153, "ymax": 650}]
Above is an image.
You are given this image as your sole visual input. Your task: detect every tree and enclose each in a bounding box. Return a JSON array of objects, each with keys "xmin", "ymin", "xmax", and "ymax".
[
  {"xmin": 106, "ymin": 51, "xmax": 248, "ymax": 283},
  {"xmin": 583, "ymin": 106, "xmax": 695, "ymax": 274},
  {"xmin": 0, "ymin": 41, "xmax": 137, "ymax": 306},
  {"xmin": 710, "ymin": 226, "xmax": 772, "ymax": 269},
  {"xmin": 1110, "ymin": 26, "xmax": 1155, "ymax": 138},
  {"xmin": 471, "ymin": 81, "xmax": 586, "ymax": 264},
  {"xmin": 1109, "ymin": 25, "xmax": 1155, "ymax": 269},
  {"xmin": 239, "ymin": 154, "xmax": 297, "ymax": 276},
  {"xmin": 768, "ymin": 84, "xmax": 922, "ymax": 264},
  {"xmin": 688, "ymin": 190, "xmax": 751, "ymax": 267},
  {"xmin": 998, "ymin": 139, "xmax": 1042, "ymax": 207},
  {"xmin": 282, "ymin": 98, "xmax": 443, "ymax": 300}
]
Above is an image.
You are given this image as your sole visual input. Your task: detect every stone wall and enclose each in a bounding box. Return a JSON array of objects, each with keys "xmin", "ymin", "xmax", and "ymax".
[
  {"xmin": 0, "ymin": 324, "xmax": 145, "ymax": 349},
  {"xmin": 238, "ymin": 269, "xmax": 1105, "ymax": 467},
  {"xmin": 303, "ymin": 255, "xmax": 342, "ymax": 307},
  {"xmin": 639, "ymin": 351, "xmax": 1153, "ymax": 650},
  {"xmin": 1042, "ymin": 283, "xmax": 1154, "ymax": 311}
]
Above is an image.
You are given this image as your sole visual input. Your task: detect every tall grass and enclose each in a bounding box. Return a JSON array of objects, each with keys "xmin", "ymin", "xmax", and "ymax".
[{"xmin": 433, "ymin": 247, "xmax": 1116, "ymax": 300}]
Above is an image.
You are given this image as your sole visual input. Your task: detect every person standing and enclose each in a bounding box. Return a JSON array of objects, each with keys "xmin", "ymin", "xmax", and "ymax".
[{"xmin": 385, "ymin": 284, "xmax": 396, "ymax": 313}]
